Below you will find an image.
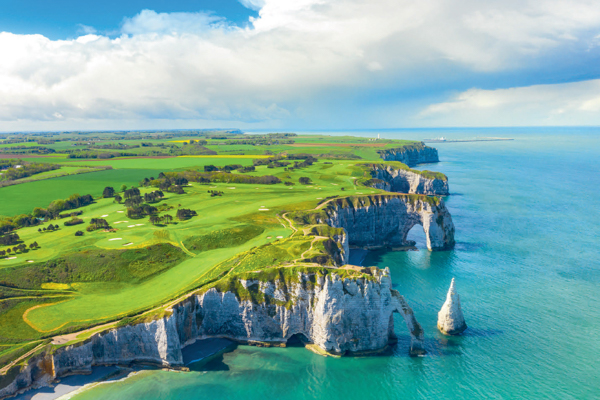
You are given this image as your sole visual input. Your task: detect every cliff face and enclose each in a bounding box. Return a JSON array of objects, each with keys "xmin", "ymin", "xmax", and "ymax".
[
  {"xmin": 1, "ymin": 268, "xmax": 424, "ymax": 399},
  {"xmin": 367, "ymin": 164, "xmax": 449, "ymax": 196},
  {"xmin": 323, "ymin": 195, "xmax": 455, "ymax": 255},
  {"xmin": 378, "ymin": 144, "xmax": 439, "ymax": 167}
]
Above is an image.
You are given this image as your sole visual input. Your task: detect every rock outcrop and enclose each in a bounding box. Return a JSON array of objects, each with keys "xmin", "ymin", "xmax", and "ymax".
[
  {"xmin": 378, "ymin": 143, "xmax": 439, "ymax": 167},
  {"xmin": 316, "ymin": 195, "xmax": 455, "ymax": 259},
  {"xmin": 437, "ymin": 278, "xmax": 467, "ymax": 335},
  {"xmin": 364, "ymin": 163, "xmax": 449, "ymax": 196},
  {"xmin": 0, "ymin": 267, "xmax": 425, "ymax": 399}
]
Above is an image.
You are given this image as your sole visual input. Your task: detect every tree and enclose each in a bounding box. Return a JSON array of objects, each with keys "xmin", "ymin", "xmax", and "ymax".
[
  {"xmin": 162, "ymin": 214, "xmax": 173, "ymax": 225},
  {"xmin": 114, "ymin": 194, "xmax": 122, "ymax": 203},
  {"xmin": 29, "ymin": 243, "xmax": 35, "ymax": 250},
  {"xmin": 299, "ymin": 177, "xmax": 312, "ymax": 185},
  {"xmin": 75, "ymin": 231, "xmax": 84, "ymax": 236},
  {"xmin": 38, "ymin": 228, "xmax": 42, "ymax": 233},
  {"xmin": 102, "ymin": 187, "xmax": 115, "ymax": 198},
  {"xmin": 6, "ymin": 248, "xmax": 11, "ymax": 254},
  {"xmin": 120, "ymin": 184, "xmax": 127, "ymax": 192}
]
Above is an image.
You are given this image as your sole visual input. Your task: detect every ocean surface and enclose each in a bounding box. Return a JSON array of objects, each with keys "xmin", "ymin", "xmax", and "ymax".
[{"xmin": 70, "ymin": 128, "xmax": 600, "ymax": 399}]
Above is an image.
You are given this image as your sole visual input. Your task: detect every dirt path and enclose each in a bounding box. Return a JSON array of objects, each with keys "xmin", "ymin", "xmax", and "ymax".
[
  {"xmin": 0, "ymin": 342, "xmax": 45, "ymax": 375},
  {"xmin": 297, "ymin": 236, "xmax": 328, "ymax": 262},
  {"xmin": 280, "ymin": 213, "xmax": 298, "ymax": 233},
  {"xmin": 51, "ymin": 321, "xmax": 119, "ymax": 345}
]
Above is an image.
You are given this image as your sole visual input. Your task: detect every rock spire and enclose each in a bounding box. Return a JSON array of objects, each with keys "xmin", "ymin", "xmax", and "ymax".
[{"xmin": 437, "ymin": 278, "xmax": 467, "ymax": 335}]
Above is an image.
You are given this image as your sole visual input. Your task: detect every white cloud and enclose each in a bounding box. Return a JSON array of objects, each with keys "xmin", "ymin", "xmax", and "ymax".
[
  {"xmin": 1, "ymin": 0, "xmax": 600, "ymax": 129},
  {"xmin": 419, "ymin": 80, "xmax": 600, "ymax": 126}
]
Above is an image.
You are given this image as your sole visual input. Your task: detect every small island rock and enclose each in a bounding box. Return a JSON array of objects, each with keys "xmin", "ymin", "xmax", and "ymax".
[{"xmin": 437, "ymin": 278, "xmax": 467, "ymax": 335}]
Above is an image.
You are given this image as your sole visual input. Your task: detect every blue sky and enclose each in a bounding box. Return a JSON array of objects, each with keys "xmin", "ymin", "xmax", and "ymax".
[
  {"xmin": 0, "ymin": 0, "xmax": 256, "ymax": 38},
  {"xmin": 1, "ymin": 0, "xmax": 600, "ymax": 131}
]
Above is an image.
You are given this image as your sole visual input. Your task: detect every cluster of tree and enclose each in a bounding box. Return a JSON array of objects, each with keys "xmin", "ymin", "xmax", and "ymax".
[
  {"xmin": 127, "ymin": 204, "xmax": 158, "ymax": 219},
  {"xmin": 140, "ymin": 173, "xmax": 188, "ymax": 190},
  {"xmin": 66, "ymin": 151, "xmax": 137, "ymax": 159},
  {"xmin": 267, "ymin": 161, "xmax": 290, "ymax": 168},
  {"xmin": 38, "ymin": 224, "xmax": 60, "ymax": 232},
  {"xmin": 87, "ymin": 218, "xmax": 110, "ymax": 232},
  {"xmin": 88, "ymin": 143, "xmax": 139, "ymax": 150},
  {"xmin": 0, "ymin": 159, "xmax": 23, "ymax": 168},
  {"xmin": 58, "ymin": 210, "xmax": 83, "ymax": 219},
  {"xmin": 203, "ymin": 164, "xmax": 245, "ymax": 173},
  {"xmin": 299, "ymin": 177, "xmax": 312, "ymax": 185},
  {"xmin": 208, "ymin": 190, "xmax": 224, "ymax": 197},
  {"xmin": 284, "ymin": 155, "xmax": 318, "ymax": 172},
  {"xmin": 124, "ymin": 195, "xmax": 144, "ymax": 208},
  {"xmin": 45, "ymin": 194, "xmax": 94, "ymax": 216},
  {"xmin": 0, "ymin": 194, "xmax": 93, "ymax": 235},
  {"xmin": 0, "ymin": 242, "xmax": 38, "ymax": 256},
  {"xmin": 75, "ymin": 231, "xmax": 84, "ymax": 236},
  {"xmin": 64, "ymin": 217, "xmax": 84, "ymax": 226},
  {"xmin": 0, "ymin": 162, "xmax": 60, "ymax": 182},
  {"xmin": 0, "ymin": 146, "xmax": 56, "ymax": 155},
  {"xmin": 124, "ymin": 187, "xmax": 141, "ymax": 199},
  {"xmin": 149, "ymin": 214, "xmax": 173, "ymax": 226},
  {"xmin": 253, "ymin": 156, "xmax": 283, "ymax": 166},
  {"xmin": 159, "ymin": 171, "xmax": 280, "ymax": 185},
  {"xmin": 103, "ymin": 187, "xmax": 115, "ymax": 198},
  {"xmin": 284, "ymin": 181, "xmax": 295, "ymax": 186},
  {"xmin": 176, "ymin": 209, "xmax": 197, "ymax": 221},
  {"xmin": 0, "ymin": 233, "xmax": 20, "ymax": 246},
  {"xmin": 179, "ymin": 143, "xmax": 217, "ymax": 156},
  {"xmin": 238, "ymin": 166, "xmax": 255, "ymax": 173},
  {"xmin": 182, "ymin": 139, "xmax": 208, "ymax": 145},
  {"xmin": 219, "ymin": 139, "xmax": 295, "ymax": 146},
  {"xmin": 144, "ymin": 190, "xmax": 165, "ymax": 203}
]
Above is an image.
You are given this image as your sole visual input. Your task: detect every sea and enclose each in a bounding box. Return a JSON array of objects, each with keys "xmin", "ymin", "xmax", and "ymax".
[{"xmin": 68, "ymin": 127, "xmax": 600, "ymax": 399}]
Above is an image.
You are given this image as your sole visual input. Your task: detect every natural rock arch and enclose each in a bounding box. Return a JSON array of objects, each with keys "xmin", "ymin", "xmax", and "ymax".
[{"xmin": 321, "ymin": 195, "xmax": 455, "ymax": 261}]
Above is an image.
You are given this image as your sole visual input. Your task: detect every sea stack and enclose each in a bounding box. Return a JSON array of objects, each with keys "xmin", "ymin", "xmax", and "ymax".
[{"xmin": 437, "ymin": 278, "xmax": 467, "ymax": 335}]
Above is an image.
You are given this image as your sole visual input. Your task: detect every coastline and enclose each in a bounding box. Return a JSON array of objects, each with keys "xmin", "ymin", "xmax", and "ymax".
[{"xmin": 9, "ymin": 339, "xmax": 236, "ymax": 400}]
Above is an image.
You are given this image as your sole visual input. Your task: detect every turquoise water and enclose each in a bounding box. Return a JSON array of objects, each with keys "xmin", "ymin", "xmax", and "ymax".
[{"xmin": 72, "ymin": 128, "xmax": 600, "ymax": 399}]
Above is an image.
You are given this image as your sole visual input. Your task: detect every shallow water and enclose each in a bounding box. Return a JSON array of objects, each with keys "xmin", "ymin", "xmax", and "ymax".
[{"xmin": 71, "ymin": 128, "xmax": 600, "ymax": 399}]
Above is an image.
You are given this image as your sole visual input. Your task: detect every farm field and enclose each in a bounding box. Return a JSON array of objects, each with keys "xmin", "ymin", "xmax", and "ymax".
[{"xmin": 0, "ymin": 131, "xmax": 440, "ymax": 373}]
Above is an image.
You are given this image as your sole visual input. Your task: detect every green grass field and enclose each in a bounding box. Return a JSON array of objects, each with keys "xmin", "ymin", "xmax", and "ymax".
[{"xmin": 0, "ymin": 133, "xmax": 442, "ymax": 370}]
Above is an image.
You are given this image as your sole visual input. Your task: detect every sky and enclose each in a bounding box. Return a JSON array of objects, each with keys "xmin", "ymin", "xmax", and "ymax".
[{"xmin": 1, "ymin": 0, "xmax": 600, "ymax": 131}]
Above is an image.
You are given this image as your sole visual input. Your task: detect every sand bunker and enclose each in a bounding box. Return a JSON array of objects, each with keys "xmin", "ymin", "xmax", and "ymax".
[
  {"xmin": 123, "ymin": 243, "xmax": 134, "ymax": 247},
  {"xmin": 108, "ymin": 238, "xmax": 122, "ymax": 241}
]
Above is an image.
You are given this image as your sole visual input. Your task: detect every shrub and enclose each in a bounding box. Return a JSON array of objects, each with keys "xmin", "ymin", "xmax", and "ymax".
[{"xmin": 64, "ymin": 218, "xmax": 84, "ymax": 227}]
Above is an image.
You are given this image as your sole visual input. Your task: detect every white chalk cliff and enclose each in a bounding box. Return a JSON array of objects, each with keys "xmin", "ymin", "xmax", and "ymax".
[
  {"xmin": 365, "ymin": 163, "xmax": 449, "ymax": 196},
  {"xmin": 0, "ymin": 267, "xmax": 425, "ymax": 399},
  {"xmin": 437, "ymin": 278, "xmax": 467, "ymax": 335},
  {"xmin": 318, "ymin": 195, "xmax": 455, "ymax": 257},
  {"xmin": 378, "ymin": 144, "xmax": 439, "ymax": 167}
]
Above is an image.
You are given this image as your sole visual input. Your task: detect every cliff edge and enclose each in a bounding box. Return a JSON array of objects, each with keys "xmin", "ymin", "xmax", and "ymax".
[{"xmin": 0, "ymin": 267, "xmax": 425, "ymax": 399}]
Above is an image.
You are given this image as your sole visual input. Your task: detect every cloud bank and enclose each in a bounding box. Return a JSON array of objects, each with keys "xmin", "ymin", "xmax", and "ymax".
[{"xmin": 1, "ymin": 0, "xmax": 600, "ymax": 130}]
